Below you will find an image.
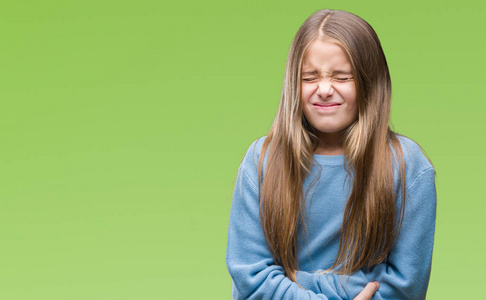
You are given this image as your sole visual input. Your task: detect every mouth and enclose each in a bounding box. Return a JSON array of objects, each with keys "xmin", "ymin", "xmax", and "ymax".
[{"xmin": 312, "ymin": 102, "xmax": 342, "ymax": 109}]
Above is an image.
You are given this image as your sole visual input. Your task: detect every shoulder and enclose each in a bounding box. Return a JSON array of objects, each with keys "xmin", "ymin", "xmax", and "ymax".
[
  {"xmin": 394, "ymin": 134, "xmax": 435, "ymax": 189},
  {"xmin": 238, "ymin": 136, "xmax": 268, "ymax": 179}
]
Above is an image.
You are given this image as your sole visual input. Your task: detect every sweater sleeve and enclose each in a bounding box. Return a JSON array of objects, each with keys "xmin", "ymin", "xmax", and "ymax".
[
  {"xmin": 296, "ymin": 167, "xmax": 437, "ymax": 300},
  {"xmin": 226, "ymin": 166, "xmax": 345, "ymax": 299}
]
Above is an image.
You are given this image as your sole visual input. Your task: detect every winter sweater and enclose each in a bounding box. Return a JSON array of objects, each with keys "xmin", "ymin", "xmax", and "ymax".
[{"xmin": 226, "ymin": 136, "xmax": 436, "ymax": 299}]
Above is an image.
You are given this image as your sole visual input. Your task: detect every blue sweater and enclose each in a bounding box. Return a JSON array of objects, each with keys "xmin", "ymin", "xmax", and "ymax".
[{"xmin": 226, "ymin": 136, "xmax": 436, "ymax": 299}]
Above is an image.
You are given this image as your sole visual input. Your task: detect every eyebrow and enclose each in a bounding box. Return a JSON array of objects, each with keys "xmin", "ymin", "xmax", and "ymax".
[
  {"xmin": 301, "ymin": 70, "xmax": 352, "ymax": 75},
  {"xmin": 332, "ymin": 70, "xmax": 352, "ymax": 75}
]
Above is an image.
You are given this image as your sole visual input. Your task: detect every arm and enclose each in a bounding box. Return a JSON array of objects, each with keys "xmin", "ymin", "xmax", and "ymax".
[
  {"xmin": 226, "ymin": 166, "xmax": 344, "ymax": 299},
  {"xmin": 296, "ymin": 168, "xmax": 437, "ymax": 300}
]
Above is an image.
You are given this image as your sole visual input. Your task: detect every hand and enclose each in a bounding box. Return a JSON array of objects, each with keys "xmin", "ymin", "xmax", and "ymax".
[{"xmin": 353, "ymin": 282, "xmax": 379, "ymax": 300}]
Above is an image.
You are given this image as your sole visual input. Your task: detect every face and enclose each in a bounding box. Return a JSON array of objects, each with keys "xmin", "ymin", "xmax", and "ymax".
[{"xmin": 301, "ymin": 39, "xmax": 358, "ymax": 139}]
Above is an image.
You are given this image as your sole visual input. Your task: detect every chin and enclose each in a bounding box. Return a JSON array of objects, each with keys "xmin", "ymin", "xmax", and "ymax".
[{"xmin": 313, "ymin": 127, "xmax": 347, "ymax": 134}]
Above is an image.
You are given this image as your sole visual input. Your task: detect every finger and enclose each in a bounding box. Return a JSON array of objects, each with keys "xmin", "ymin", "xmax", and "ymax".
[{"xmin": 353, "ymin": 282, "xmax": 379, "ymax": 300}]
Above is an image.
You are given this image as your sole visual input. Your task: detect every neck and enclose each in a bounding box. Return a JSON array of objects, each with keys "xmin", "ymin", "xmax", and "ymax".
[{"xmin": 315, "ymin": 132, "xmax": 345, "ymax": 155}]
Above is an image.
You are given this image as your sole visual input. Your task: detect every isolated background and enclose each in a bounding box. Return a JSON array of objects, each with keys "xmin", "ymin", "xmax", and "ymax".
[{"xmin": 1, "ymin": 0, "xmax": 484, "ymax": 299}]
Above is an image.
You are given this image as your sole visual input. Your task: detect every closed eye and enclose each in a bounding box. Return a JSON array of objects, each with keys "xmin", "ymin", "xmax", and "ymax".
[
  {"xmin": 302, "ymin": 78, "xmax": 317, "ymax": 82},
  {"xmin": 334, "ymin": 77, "xmax": 353, "ymax": 82}
]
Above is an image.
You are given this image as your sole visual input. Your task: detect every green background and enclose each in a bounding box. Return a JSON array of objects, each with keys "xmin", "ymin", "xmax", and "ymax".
[{"xmin": 0, "ymin": 0, "xmax": 484, "ymax": 299}]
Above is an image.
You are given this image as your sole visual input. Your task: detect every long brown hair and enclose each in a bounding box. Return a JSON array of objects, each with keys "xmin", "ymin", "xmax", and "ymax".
[{"xmin": 258, "ymin": 9, "xmax": 407, "ymax": 282}]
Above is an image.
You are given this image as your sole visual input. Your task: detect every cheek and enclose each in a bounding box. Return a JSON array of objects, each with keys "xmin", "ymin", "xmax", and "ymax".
[
  {"xmin": 339, "ymin": 84, "xmax": 357, "ymax": 99},
  {"xmin": 349, "ymin": 97, "xmax": 359, "ymax": 121},
  {"xmin": 336, "ymin": 85, "xmax": 358, "ymax": 115},
  {"xmin": 301, "ymin": 84, "xmax": 316, "ymax": 101}
]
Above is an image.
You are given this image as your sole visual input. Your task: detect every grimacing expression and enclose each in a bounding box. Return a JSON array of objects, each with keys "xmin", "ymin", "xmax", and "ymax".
[{"xmin": 301, "ymin": 39, "xmax": 358, "ymax": 136}]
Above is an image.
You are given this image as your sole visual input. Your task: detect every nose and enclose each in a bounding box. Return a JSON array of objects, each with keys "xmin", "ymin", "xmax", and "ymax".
[{"xmin": 316, "ymin": 79, "xmax": 334, "ymax": 98}]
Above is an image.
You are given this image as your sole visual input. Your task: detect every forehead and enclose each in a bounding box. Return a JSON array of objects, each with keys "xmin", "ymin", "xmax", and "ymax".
[{"xmin": 302, "ymin": 39, "xmax": 352, "ymax": 72}]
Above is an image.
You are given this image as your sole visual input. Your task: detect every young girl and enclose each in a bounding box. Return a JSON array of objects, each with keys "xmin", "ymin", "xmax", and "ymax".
[{"xmin": 226, "ymin": 9, "xmax": 436, "ymax": 300}]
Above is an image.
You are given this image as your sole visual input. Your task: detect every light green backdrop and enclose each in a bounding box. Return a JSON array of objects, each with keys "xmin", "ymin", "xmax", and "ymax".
[{"xmin": 0, "ymin": 0, "xmax": 484, "ymax": 299}]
